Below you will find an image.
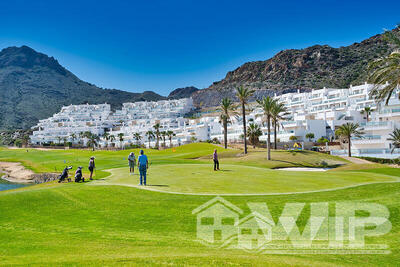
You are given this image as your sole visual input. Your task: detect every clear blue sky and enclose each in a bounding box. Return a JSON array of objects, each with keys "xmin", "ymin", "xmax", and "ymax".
[{"xmin": 0, "ymin": 0, "xmax": 399, "ymax": 96}]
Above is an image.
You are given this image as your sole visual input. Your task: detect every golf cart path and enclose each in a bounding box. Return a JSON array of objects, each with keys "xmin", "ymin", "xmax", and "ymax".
[
  {"xmin": 90, "ymin": 167, "xmax": 400, "ymax": 196},
  {"xmin": 339, "ymin": 156, "xmax": 372, "ymax": 164}
]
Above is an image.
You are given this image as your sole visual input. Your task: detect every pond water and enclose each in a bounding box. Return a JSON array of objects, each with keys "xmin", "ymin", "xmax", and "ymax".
[{"xmin": 0, "ymin": 179, "xmax": 28, "ymax": 191}]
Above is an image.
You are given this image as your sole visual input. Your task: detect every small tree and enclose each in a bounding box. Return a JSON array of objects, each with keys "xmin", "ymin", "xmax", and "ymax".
[
  {"xmin": 289, "ymin": 136, "xmax": 298, "ymax": 141},
  {"xmin": 360, "ymin": 106, "xmax": 373, "ymax": 122},
  {"xmin": 166, "ymin": 130, "xmax": 175, "ymax": 147},
  {"xmin": 305, "ymin": 133, "xmax": 315, "ymax": 142},
  {"xmin": 117, "ymin": 133, "xmax": 124, "ymax": 148},
  {"xmin": 317, "ymin": 137, "xmax": 329, "ymax": 144},
  {"xmin": 335, "ymin": 123, "xmax": 364, "ymax": 157},
  {"xmin": 247, "ymin": 123, "xmax": 262, "ymax": 148},
  {"xmin": 133, "ymin": 133, "xmax": 141, "ymax": 146},
  {"xmin": 145, "ymin": 131, "xmax": 154, "ymax": 148}
]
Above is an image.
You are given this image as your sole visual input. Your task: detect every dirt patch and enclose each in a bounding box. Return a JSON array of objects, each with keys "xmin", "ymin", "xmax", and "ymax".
[
  {"xmin": 339, "ymin": 156, "xmax": 372, "ymax": 164},
  {"xmin": 0, "ymin": 162, "xmax": 58, "ymax": 183}
]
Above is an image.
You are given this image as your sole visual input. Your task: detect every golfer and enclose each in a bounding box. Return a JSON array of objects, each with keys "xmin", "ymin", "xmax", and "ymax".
[
  {"xmin": 88, "ymin": 156, "xmax": 95, "ymax": 180},
  {"xmin": 213, "ymin": 149, "xmax": 219, "ymax": 171},
  {"xmin": 137, "ymin": 150, "xmax": 148, "ymax": 186},
  {"xmin": 128, "ymin": 152, "xmax": 136, "ymax": 175}
]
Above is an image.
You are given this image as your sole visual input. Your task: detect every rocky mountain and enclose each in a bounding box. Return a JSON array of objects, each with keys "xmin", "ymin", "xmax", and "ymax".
[
  {"xmin": 0, "ymin": 46, "xmax": 165, "ymax": 130},
  {"xmin": 193, "ymin": 27, "xmax": 399, "ymax": 107},
  {"xmin": 167, "ymin": 86, "xmax": 199, "ymax": 99}
]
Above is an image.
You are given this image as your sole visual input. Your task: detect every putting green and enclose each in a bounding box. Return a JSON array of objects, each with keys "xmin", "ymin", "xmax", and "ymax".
[{"xmin": 94, "ymin": 164, "xmax": 399, "ymax": 194}]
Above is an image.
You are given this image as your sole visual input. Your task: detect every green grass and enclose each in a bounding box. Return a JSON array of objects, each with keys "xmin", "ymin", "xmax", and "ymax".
[
  {"xmin": 96, "ymin": 164, "xmax": 397, "ymax": 194},
  {"xmin": 0, "ymin": 143, "xmax": 400, "ymax": 266}
]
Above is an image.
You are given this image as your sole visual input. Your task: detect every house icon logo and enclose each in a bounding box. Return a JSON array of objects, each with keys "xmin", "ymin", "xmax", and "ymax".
[
  {"xmin": 192, "ymin": 196, "xmax": 243, "ymax": 246},
  {"xmin": 236, "ymin": 212, "xmax": 273, "ymax": 251}
]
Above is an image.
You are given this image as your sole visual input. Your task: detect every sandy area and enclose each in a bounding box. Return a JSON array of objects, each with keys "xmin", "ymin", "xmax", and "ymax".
[{"xmin": 0, "ymin": 162, "xmax": 35, "ymax": 183}]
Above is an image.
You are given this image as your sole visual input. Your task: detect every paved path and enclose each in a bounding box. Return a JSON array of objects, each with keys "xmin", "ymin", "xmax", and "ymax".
[{"xmin": 339, "ymin": 156, "xmax": 372, "ymax": 164}]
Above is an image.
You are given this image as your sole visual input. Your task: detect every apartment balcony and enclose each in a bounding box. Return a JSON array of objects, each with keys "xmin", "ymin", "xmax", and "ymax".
[
  {"xmin": 359, "ymin": 121, "xmax": 393, "ymax": 131},
  {"xmin": 351, "ymin": 135, "xmax": 383, "ymax": 144}
]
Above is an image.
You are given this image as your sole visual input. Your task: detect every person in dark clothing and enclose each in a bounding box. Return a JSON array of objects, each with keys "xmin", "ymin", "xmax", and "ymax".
[
  {"xmin": 213, "ymin": 149, "xmax": 220, "ymax": 171},
  {"xmin": 88, "ymin": 156, "xmax": 95, "ymax": 180},
  {"xmin": 74, "ymin": 166, "xmax": 84, "ymax": 183}
]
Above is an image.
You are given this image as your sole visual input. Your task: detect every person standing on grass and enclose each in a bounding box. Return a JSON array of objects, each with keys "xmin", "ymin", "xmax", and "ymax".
[
  {"xmin": 137, "ymin": 150, "xmax": 148, "ymax": 186},
  {"xmin": 213, "ymin": 149, "xmax": 220, "ymax": 171},
  {"xmin": 88, "ymin": 156, "xmax": 95, "ymax": 180},
  {"xmin": 128, "ymin": 152, "xmax": 136, "ymax": 175}
]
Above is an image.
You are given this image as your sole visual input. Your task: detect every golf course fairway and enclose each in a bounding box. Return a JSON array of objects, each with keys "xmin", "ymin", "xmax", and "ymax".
[
  {"xmin": 95, "ymin": 164, "xmax": 399, "ymax": 194},
  {"xmin": 1, "ymin": 143, "xmax": 400, "ymax": 266}
]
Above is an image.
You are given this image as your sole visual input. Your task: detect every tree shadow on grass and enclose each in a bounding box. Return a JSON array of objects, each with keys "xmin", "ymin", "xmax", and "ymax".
[{"xmin": 146, "ymin": 184, "xmax": 169, "ymax": 187}]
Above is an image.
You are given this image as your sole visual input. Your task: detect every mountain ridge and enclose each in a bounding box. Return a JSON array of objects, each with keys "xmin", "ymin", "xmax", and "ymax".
[
  {"xmin": 191, "ymin": 27, "xmax": 399, "ymax": 107},
  {"xmin": 0, "ymin": 46, "xmax": 166, "ymax": 130}
]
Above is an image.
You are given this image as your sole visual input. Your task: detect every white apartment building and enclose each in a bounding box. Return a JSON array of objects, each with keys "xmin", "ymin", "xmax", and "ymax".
[{"xmin": 30, "ymin": 83, "xmax": 400, "ymax": 158}]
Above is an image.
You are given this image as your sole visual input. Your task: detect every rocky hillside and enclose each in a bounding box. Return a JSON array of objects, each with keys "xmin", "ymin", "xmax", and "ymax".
[
  {"xmin": 193, "ymin": 27, "xmax": 399, "ymax": 107},
  {"xmin": 167, "ymin": 86, "xmax": 199, "ymax": 99},
  {"xmin": 0, "ymin": 46, "xmax": 165, "ymax": 130}
]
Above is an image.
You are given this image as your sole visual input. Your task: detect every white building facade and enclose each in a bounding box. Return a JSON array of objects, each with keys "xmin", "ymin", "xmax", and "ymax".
[{"xmin": 30, "ymin": 83, "xmax": 400, "ymax": 158}]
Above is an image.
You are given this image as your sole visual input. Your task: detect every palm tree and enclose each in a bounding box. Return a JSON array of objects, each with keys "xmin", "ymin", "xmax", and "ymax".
[
  {"xmin": 153, "ymin": 123, "xmax": 161, "ymax": 149},
  {"xmin": 271, "ymin": 101, "xmax": 288, "ymax": 149},
  {"xmin": 388, "ymin": 128, "xmax": 400, "ymax": 153},
  {"xmin": 109, "ymin": 134, "xmax": 116, "ymax": 147},
  {"xmin": 56, "ymin": 136, "xmax": 62, "ymax": 145},
  {"xmin": 133, "ymin": 133, "xmax": 141, "ymax": 146},
  {"xmin": 236, "ymin": 86, "xmax": 255, "ymax": 154},
  {"xmin": 166, "ymin": 130, "xmax": 175, "ymax": 147},
  {"xmin": 86, "ymin": 133, "xmax": 100, "ymax": 151},
  {"xmin": 117, "ymin": 133, "xmax": 124, "ymax": 148},
  {"xmin": 335, "ymin": 123, "xmax": 364, "ymax": 157},
  {"xmin": 70, "ymin": 133, "xmax": 77, "ymax": 144},
  {"xmin": 78, "ymin": 132, "xmax": 85, "ymax": 145},
  {"xmin": 360, "ymin": 106, "xmax": 373, "ymax": 122},
  {"xmin": 257, "ymin": 96, "xmax": 277, "ymax": 160},
  {"xmin": 305, "ymin": 133, "xmax": 315, "ymax": 142},
  {"xmin": 218, "ymin": 97, "xmax": 237, "ymax": 149},
  {"xmin": 247, "ymin": 123, "xmax": 262, "ymax": 148},
  {"xmin": 161, "ymin": 131, "xmax": 167, "ymax": 148},
  {"xmin": 368, "ymin": 29, "xmax": 400, "ymax": 104},
  {"xmin": 102, "ymin": 132, "xmax": 110, "ymax": 148},
  {"xmin": 145, "ymin": 130, "xmax": 154, "ymax": 148}
]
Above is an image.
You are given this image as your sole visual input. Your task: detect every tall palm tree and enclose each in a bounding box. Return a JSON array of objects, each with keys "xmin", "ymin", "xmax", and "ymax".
[
  {"xmin": 56, "ymin": 136, "xmax": 62, "ymax": 145},
  {"xmin": 257, "ymin": 96, "xmax": 277, "ymax": 160},
  {"xmin": 360, "ymin": 106, "xmax": 373, "ymax": 122},
  {"xmin": 247, "ymin": 123, "xmax": 262, "ymax": 148},
  {"xmin": 271, "ymin": 101, "xmax": 288, "ymax": 149},
  {"xmin": 388, "ymin": 128, "xmax": 400, "ymax": 153},
  {"xmin": 335, "ymin": 123, "xmax": 364, "ymax": 157},
  {"xmin": 236, "ymin": 86, "xmax": 255, "ymax": 154},
  {"xmin": 166, "ymin": 130, "xmax": 175, "ymax": 147},
  {"xmin": 153, "ymin": 123, "xmax": 161, "ymax": 149},
  {"xmin": 368, "ymin": 29, "xmax": 400, "ymax": 104},
  {"xmin": 218, "ymin": 97, "xmax": 237, "ymax": 149},
  {"xmin": 145, "ymin": 130, "xmax": 154, "ymax": 148},
  {"xmin": 161, "ymin": 131, "xmax": 167, "ymax": 148},
  {"xmin": 117, "ymin": 133, "xmax": 124, "ymax": 148},
  {"xmin": 133, "ymin": 133, "xmax": 141, "ymax": 146}
]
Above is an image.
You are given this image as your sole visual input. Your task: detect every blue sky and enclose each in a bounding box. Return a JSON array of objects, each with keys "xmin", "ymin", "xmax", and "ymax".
[{"xmin": 0, "ymin": 0, "xmax": 399, "ymax": 96}]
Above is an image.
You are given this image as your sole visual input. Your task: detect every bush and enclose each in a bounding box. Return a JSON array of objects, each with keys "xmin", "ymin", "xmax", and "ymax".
[{"xmin": 317, "ymin": 137, "xmax": 329, "ymax": 144}]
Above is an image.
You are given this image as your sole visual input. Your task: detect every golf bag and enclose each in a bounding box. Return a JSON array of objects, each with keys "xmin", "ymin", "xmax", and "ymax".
[
  {"xmin": 58, "ymin": 166, "xmax": 72, "ymax": 183},
  {"xmin": 74, "ymin": 167, "xmax": 85, "ymax": 183}
]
